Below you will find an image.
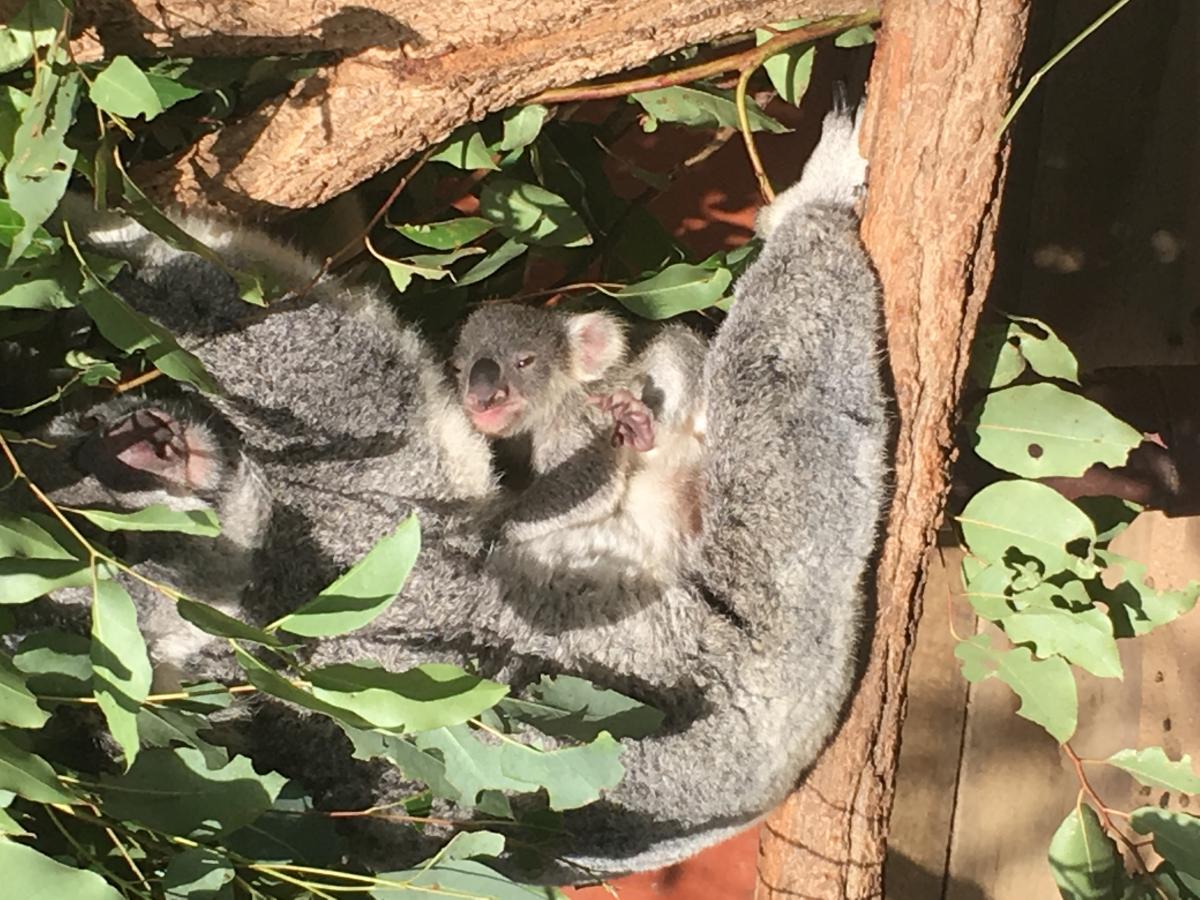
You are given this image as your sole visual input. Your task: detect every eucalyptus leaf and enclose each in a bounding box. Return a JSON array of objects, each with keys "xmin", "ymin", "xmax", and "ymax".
[
  {"xmin": 499, "ymin": 674, "xmax": 664, "ymax": 741},
  {"xmin": 0, "ymin": 731, "xmax": 76, "ymax": 804},
  {"xmin": 177, "ymin": 598, "xmax": 283, "ymax": 647},
  {"xmin": 373, "ymin": 858, "xmax": 559, "ymax": 899},
  {"xmin": 756, "ymin": 21, "xmax": 815, "ymax": 105},
  {"xmin": 961, "ymin": 564, "xmax": 1017, "ymax": 620},
  {"xmin": 1094, "ymin": 550, "xmax": 1200, "ymax": 638},
  {"xmin": 430, "ymin": 125, "xmax": 498, "ymax": 170},
  {"xmin": 99, "ymin": 747, "xmax": 286, "ymax": 837},
  {"xmin": 629, "ymin": 86, "xmax": 788, "ymax": 134},
  {"xmin": 1009, "ymin": 315, "xmax": 1080, "ymax": 383},
  {"xmin": 456, "ymin": 238, "xmax": 528, "ymax": 286},
  {"xmin": 391, "ymin": 217, "xmax": 494, "ymax": 251},
  {"xmin": 273, "ymin": 516, "xmax": 419, "ymax": 637},
  {"xmin": 834, "ymin": 24, "xmax": 876, "ymax": 47},
  {"xmin": 1002, "ymin": 604, "xmax": 1122, "ymax": 679},
  {"xmin": 479, "ymin": 178, "xmax": 591, "ymax": 248},
  {"xmin": 5, "ymin": 60, "xmax": 80, "ymax": 262},
  {"xmin": 13, "ymin": 630, "xmax": 92, "ymax": 695},
  {"xmin": 0, "ymin": 652, "xmax": 48, "ymax": 728},
  {"xmin": 71, "ymin": 504, "xmax": 220, "ymax": 537},
  {"xmin": 0, "ymin": 557, "xmax": 92, "ymax": 604},
  {"xmin": 0, "ymin": 513, "xmax": 74, "ymax": 559},
  {"xmin": 972, "ymin": 383, "xmax": 1141, "ymax": 478},
  {"xmin": 615, "ymin": 263, "xmax": 732, "ymax": 319},
  {"xmin": 955, "ymin": 634, "xmax": 1078, "ymax": 742},
  {"xmin": 1129, "ymin": 808, "xmax": 1200, "ymax": 882},
  {"xmin": 1048, "ymin": 804, "xmax": 1123, "ymax": 900},
  {"xmin": 91, "ymin": 579, "xmax": 152, "ymax": 766},
  {"xmin": 0, "ymin": 841, "xmax": 122, "ymax": 900},
  {"xmin": 500, "ymin": 105, "xmax": 550, "ymax": 152},
  {"xmin": 0, "ymin": 0, "xmax": 61, "ymax": 75},
  {"xmin": 1107, "ymin": 748, "xmax": 1200, "ymax": 795},
  {"xmin": 958, "ymin": 480, "xmax": 1097, "ymax": 578},
  {"xmin": 90, "ymin": 56, "xmax": 164, "ymax": 120},
  {"xmin": 163, "ymin": 847, "xmax": 235, "ymax": 899},
  {"xmin": 307, "ymin": 661, "xmax": 507, "ymax": 732}
]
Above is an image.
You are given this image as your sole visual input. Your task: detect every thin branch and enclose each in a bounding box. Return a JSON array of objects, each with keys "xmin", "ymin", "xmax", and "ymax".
[
  {"xmin": 734, "ymin": 67, "xmax": 773, "ymax": 203},
  {"xmin": 528, "ymin": 12, "xmax": 880, "ymax": 105},
  {"xmin": 998, "ymin": 0, "xmax": 1135, "ymax": 135}
]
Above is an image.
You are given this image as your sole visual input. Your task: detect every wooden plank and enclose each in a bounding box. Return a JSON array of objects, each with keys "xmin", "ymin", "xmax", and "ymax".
[{"xmin": 884, "ymin": 543, "xmax": 975, "ymax": 899}]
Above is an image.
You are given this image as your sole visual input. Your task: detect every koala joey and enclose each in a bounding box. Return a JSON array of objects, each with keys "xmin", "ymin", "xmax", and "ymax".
[
  {"xmin": 451, "ymin": 304, "xmax": 708, "ymax": 589},
  {"xmin": 8, "ymin": 101, "xmax": 886, "ymax": 880}
]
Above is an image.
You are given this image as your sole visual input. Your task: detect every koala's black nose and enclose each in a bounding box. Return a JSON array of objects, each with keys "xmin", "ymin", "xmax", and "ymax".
[{"xmin": 467, "ymin": 358, "xmax": 508, "ymax": 409}]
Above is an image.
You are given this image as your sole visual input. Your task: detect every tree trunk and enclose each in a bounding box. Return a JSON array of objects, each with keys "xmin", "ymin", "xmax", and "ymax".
[
  {"xmin": 753, "ymin": 1, "xmax": 1030, "ymax": 897},
  {"xmin": 72, "ymin": 1, "xmax": 864, "ymax": 216}
]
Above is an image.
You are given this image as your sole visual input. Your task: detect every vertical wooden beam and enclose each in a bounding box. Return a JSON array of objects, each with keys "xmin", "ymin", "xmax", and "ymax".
[{"xmin": 755, "ymin": 2, "xmax": 1031, "ymax": 896}]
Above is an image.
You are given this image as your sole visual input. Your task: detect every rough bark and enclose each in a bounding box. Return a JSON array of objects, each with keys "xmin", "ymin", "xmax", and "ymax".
[
  {"xmin": 754, "ymin": 1, "xmax": 1029, "ymax": 898},
  {"xmin": 70, "ymin": 1, "xmax": 866, "ymax": 216}
]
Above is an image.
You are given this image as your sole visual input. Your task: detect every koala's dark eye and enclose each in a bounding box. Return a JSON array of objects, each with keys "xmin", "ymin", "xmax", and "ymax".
[{"xmin": 515, "ymin": 354, "xmax": 536, "ymax": 370}]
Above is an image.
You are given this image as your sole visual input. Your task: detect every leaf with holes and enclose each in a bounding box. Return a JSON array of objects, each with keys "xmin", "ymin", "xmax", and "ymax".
[
  {"xmin": 972, "ymin": 383, "xmax": 1141, "ymax": 478},
  {"xmin": 958, "ymin": 480, "xmax": 1097, "ymax": 579},
  {"xmin": 1094, "ymin": 550, "xmax": 1200, "ymax": 638},
  {"xmin": 1107, "ymin": 748, "xmax": 1200, "ymax": 795},
  {"xmin": 1009, "ymin": 315, "xmax": 1080, "ymax": 383},
  {"xmin": 955, "ymin": 634, "xmax": 1077, "ymax": 742},
  {"xmin": 1002, "ymin": 603, "xmax": 1122, "ymax": 679},
  {"xmin": 0, "ymin": 0, "xmax": 60, "ymax": 75}
]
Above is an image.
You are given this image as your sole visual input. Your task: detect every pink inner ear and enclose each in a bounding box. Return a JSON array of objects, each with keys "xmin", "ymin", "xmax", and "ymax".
[
  {"xmin": 573, "ymin": 314, "xmax": 623, "ymax": 380},
  {"xmin": 102, "ymin": 408, "xmax": 189, "ymax": 480}
]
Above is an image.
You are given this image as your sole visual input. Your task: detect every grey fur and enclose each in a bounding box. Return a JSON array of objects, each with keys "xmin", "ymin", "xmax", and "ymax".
[{"xmin": 13, "ymin": 105, "xmax": 886, "ymax": 879}]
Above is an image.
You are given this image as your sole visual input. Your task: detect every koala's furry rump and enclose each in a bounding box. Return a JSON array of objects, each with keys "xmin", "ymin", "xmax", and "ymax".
[{"xmin": 13, "ymin": 106, "xmax": 886, "ymax": 880}]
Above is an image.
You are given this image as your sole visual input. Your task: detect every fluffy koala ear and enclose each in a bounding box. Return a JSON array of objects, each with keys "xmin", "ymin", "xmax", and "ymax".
[{"xmin": 566, "ymin": 312, "xmax": 627, "ymax": 382}]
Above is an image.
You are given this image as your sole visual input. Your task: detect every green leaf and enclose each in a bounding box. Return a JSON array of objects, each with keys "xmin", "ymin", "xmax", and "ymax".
[
  {"xmin": 274, "ymin": 516, "xmax": 420, "ymax": 637},
  {"xmin": 144, "ymin": 72, "xmax": 201, "ymax": 111},
  {"xmin": 391, "ymin": 217, "xmax": 494, "ymax": 251},
  {"xmin": 479, "ymin": 177, "xmax": 592, "ymax": 248},
  {"xmin": 0, "ymin": 252, "xmax": 80, "ymax": 309},
  {"xmin": 955, "ymin": 635, "xmax": 1077, "ymax": 742},
  {"xmin": 65, "ymin": 350, "xmax": 121, "ymax": 386},
  {"xmin": 0, "ymin": 1, "xmax": 61, "ymax": 75},
  {"xmin": 0, "ymin": 732, "xmax": 76, "ymax": 803},
  {"xmin": 614, "ymin": 263, "xmax": 732, "ymax": 319},
  {"xmin": 972, "ymin": 383, "xmax": 1141, "ymax": 478},
  {"xmin": 0, "ymin": 557, "xmax": 93, "ymax": 604},
  {"xmin": 1002, "ymin": 603, "xmax": 1122, "ymax": 679},
  {"xmin": 1107, "ymin": 748, "xmax": 1200, "ymax": 795},
  {"xmin": 498, "ymin": 674, "xmax": 664, "ymax": 741},
  {"xmin": 500, "ymin": 105, "xmax": 549, "ymax": 152},
  {"xmin": 440, "ymin": 829, "xmax": 507, "ymax": 860},
  {"xmin": 756, "ymin": 21, "xmax": 815, "ymax": 105},
  {"xmin": 958, "ymin": 480, "xmax": 1098, "ymax": 578},
  {"xmin": 456, "ymin": 238, "xmax": 528, "ymax": 286},
  {"xmin": 1130, "ymin": 808, "xmax": 1200, "ymax": 883},
  {"xmin": 99, "ymin": 747, "xmax": 286, "ymax": 837},
  {"xmin": 91, "ymin": 579, "xmax": 152, "ymax": 767},
  {"xmin": 961, "ymin": 563, "xmax": 1017, "ymax": 620},
  {"xmin": 5, "ymin": 61, "xmax": 80, "ymax": 262},
  {"xmin": 629, "ymin": 86, "xmax": 788, "ymax": 134},
  {"xmin": 137, "ymin": 705, "xmax": 229, "ymax": 769},
  {"xmin": 0, "ymin": 841, "xmax": 122, "ymax": 900},
  {"xmin": 430, "ymin": 125, "xmax": 498, "ymax": 170},
  {"xmin": 1076, "ymin": 496, "xmax": 1141, "ymax": 544},
  {"xmin": 90, "ymin": 56, "xmax": 165, "ymax": 120},
  {"xmin": 834, "ymin": 24, "xmax": 876, "ymax": 47},
  {"xmin": 0, "ymin": 652, "xmax": 48, "ymax": 728},
  {"xmin": 1094, "ymin": 550, "xmax": 1200, "ymax": 638},
  {"xmin": 223, "ymin": 781, "xmax": 342, "ymax": 866},
  {"xmin": 163, "ymin": 847, "xmax": 235, "ymax": 899},
  {"xmin": 13, "ymin": 630, "xmax": 92, "ymax": 695},
  {"xmin": 0, "ymin": 513, "xmax": 74, "ymax": 559},
  {"xmin": 1048, "ymin": 804, "xmax": 1123, "ymax": 900},
  {"xmin": 307, "ymin": 662, "xmax": 508, "ymax": 732},
  {"xmin": 73, "ymin": 275, "xmax": 219, "ymax": 393},
  {"xmin": 369, "ymin": 243, "xmax": 483, "ymax": 293},
  {"xmin": 70, "ymin": 504, "xmax": 221, "ymax": 537},
  {"xmin": 1009, "ymin": 315, "xmax": 1080, "ymax": 383},
  {"xmin": 374, "ymin": 858, "xmax": 560, "ymax": 899},
  {"xmin": 177, "ymin": 598, "xmax": 283, "ymax": 647},
  {"xmin": 234, "ymin": 647, "xmax": 371, "ymax": 728},
  {"xmin": 499, "ymin": 730, "xmax": 624, "ymax": 810}
]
